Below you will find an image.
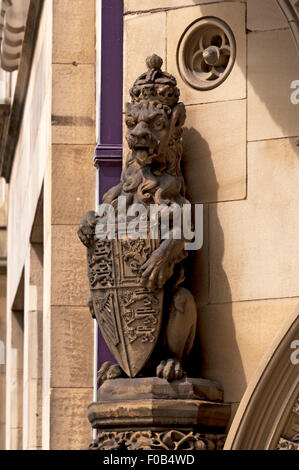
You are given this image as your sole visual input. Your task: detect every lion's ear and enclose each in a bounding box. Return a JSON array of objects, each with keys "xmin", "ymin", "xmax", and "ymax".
[{"xmin": 170, "ymin": 103, "xmax": 186, "ymax": 130}]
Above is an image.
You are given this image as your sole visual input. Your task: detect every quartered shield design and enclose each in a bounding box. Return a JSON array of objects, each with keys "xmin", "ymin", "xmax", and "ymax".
[{"xmin": 87, "ymin": 237, "xmax": 164, "ymax": 377}]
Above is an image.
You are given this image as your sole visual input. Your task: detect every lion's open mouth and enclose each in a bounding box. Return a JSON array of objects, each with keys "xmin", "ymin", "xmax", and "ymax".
[
  {"xmin": 133, "ymin": 145, "xmax": 156, "ymax": 165},
  {"xmin": 134, "ymin": 147, "xmax": 150, "ymax": 165}
]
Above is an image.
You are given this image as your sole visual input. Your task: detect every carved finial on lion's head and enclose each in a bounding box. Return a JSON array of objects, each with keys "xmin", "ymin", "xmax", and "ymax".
[
  {"xmin": 145, "ymin": 53, "xmax": 163, "ymax": 71},
  {"xmin": 130, "ymin": 54, "xmax": 180, "ymax": 108}
]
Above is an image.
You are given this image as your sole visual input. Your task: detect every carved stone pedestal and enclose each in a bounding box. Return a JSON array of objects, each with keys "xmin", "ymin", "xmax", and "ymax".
[{"xmin": 88, "ymin": 377, "xmax": 231, "ymax": 450}]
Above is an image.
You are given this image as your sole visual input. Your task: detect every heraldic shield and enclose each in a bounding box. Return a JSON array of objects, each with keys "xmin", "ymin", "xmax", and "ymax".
[{"xmin": 87, "ymin": 236, "xmax": 164, "ymax": 377}]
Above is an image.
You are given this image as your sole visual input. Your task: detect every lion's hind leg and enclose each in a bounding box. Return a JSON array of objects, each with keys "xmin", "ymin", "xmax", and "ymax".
[{"xmin": 156, "ymin": 287, "xmax": 197, "ymax": 381}]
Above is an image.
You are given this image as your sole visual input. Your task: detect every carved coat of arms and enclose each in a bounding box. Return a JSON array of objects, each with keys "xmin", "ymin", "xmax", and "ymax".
[{"xmin": 87, "ymin": 237, "xmax": 163, "ymax": 377}]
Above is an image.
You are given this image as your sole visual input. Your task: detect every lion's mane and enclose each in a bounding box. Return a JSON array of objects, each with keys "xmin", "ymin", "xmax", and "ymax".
[{"xmin": 103, "ymin": 127, "xmax": 188, "ymax": 209}]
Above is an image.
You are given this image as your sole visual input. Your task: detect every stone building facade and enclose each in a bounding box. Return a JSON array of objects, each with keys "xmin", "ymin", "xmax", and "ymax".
[
  {"xmin": 0, "ymin": 0, "xmax": 95, "ymax": 450},
  {"xmin": 0, "ymin": 0, "xmax": 298, "ymax": 450}
]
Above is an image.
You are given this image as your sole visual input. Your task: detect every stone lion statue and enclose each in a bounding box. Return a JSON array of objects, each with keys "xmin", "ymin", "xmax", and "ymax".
[{"xmin": 78, "ymin": 55, "xmax": 197, "ymax": 384}]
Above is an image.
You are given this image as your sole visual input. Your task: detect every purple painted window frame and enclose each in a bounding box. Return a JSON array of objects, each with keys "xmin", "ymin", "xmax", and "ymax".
[{"xmin": 95, "ymin": 0, "xmax": 124, "ymax": 367}]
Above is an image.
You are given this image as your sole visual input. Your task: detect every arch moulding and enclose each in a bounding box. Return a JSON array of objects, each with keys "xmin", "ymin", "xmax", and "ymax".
[{"xmin": 224, "ymin": 310, "xmax": 299, "ymax": 450}]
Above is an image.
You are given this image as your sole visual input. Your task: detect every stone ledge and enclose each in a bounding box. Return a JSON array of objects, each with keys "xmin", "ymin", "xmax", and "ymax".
[
  {"xmin": 88, "ymin": 398, "xmax": 231, "ymax": 432},
  {"xmin": 98, "ymin": 377, "xmax": 224, "ymax": 403}
]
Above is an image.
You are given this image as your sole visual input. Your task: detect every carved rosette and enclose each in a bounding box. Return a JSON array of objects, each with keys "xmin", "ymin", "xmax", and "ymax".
[
  {"xmin": 88, "ymin": 430, "xmax": 226, "ymax": 451},
  {"xmin": 177, "ymin": 17, "xmax": 236, "ymax": 90}
]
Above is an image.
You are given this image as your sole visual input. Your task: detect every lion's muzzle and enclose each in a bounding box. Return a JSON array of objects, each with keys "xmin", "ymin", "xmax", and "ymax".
[{"xmin": 127, "ymin": 121, "xmax": 159, "ymax": 166}]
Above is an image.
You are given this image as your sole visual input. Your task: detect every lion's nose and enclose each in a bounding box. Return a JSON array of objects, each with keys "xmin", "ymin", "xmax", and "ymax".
[{"xmin": 131, "ymin": 122, "xmax": 150, "ymax": 141}]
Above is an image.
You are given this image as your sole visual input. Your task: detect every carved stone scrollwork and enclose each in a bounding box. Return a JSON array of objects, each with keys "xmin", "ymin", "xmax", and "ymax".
[
  {"xmin": 88, "ymin": 430, "xmax": 226, "ymax": 451},
  {"xmin": 177, "ymin": 18, "xmax": 236, "ymax": 90}
]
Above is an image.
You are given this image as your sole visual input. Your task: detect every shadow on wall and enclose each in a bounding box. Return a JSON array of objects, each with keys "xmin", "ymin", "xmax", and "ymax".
[
  {"xmin": 180, "ymin": 0, "xmax": 299, "ymax": 404},
  {"xmin": 182, "ymin": 127, "xmax": 222, "ymax": 203},
  {"xmin": 182, "ymin": 129, "xmax": 247, "ymax": 402},
  {"xmin": 246, "ymin": 26, "xmax": 299, "ymax": 141},
  {"xmin": 242, "ymin": 0, "xmax": 299, "ymax": 139}
]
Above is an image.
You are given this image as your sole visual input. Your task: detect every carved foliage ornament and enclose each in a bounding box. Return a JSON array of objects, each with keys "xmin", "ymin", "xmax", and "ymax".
[
  {"xmin": 89, "ymin": 430, "xmax": 226, "ymax": 451},
  {"xmin": 177, "ymin": 17, "xmax": 236, "ymax": 90}
]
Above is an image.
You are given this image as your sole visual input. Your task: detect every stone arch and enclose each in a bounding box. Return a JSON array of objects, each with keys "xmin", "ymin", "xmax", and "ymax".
[{"xmin": 224, "ymin": 310, "xmax": 299, "ymax": 450}]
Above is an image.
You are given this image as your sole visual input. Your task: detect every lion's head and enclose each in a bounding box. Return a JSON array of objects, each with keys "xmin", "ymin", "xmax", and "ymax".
[
  {"xmin": 104, "ymin": 55, "xmax": 188, "ymax": 207},
  {"xmin": 126, "ymin": 100, "xmax": 186, "ymax": 173}
]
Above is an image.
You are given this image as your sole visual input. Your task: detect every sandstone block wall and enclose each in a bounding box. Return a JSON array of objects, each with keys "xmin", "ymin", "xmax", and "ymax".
[{"xmin": 6, "ymin": 0, "xmax": 96, "ymax": 449}]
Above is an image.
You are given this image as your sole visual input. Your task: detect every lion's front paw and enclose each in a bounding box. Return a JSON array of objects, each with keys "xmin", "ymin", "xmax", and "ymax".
[
  {"xmin": 156, "ymin": 358, "xmax": 184, "ymax": 382},
  {"xmin": 140, "ymin": 251, "xmax": 174, "ymax": 291},
  {"xmin": 97, "ymin": 361, "xmax": 123, "ymax": 388}
]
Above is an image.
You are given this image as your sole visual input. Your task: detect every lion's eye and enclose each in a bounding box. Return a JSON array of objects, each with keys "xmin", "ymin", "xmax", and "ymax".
[
  {"xmin": 126, "ymin": 118, "xmax": 136, "ymax": 129},
  {"xmin": 153, "ymin": 118, "xmax": 164, "ymax": 130}
]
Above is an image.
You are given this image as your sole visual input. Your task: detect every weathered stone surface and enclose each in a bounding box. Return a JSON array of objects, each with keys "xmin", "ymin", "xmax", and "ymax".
[
  {"xmin": 247, "ymin": 0, "xmax": 288, "ymax": 31},
  {"xmin": 0, "ymin": 177, "xmax": 7, "ymax": 226},
  {"xmin": 186, "ymin": 204, "xmax": 209, "ymax": 308},
  {"xmin": 9, "ymin": 428, "xmax": 22, "ymax": 450},
  {"xmin": 122, "ymin": 113, "xmax": 130, "ymax": 163},
  {"xmin": 125, "ymin": 0, "xmax": 227, "ymax": 13},
  {"xmin": 167, "ymin": 2, "xmax": 246, "ymax": 105},
  {"xmin": 209, "ymin": 138, "xmax": 299, "ymax": 303},
  {"xmin": 98, "ymin": 377, "xmax": 223, "ymax": 403},
  {"xmin": 4, "ymin": 0, "xmax": 97, "ymax": 452},
  {"xmin": 4, "ymin": 1, "xmax": 52, "ymax": 451},
  {"xmin": 7, "ymin": 87, "xmax": 50, "ymax": 311},
  {"xmin": 0, "ymin": 364, "xmax": 6, "ymax": 450},
  {"xmin": 52, "ymin": 64, "xmax": 96, "ymax": 145},
  {"xmin": 224, "ymin": 313, "xmax": 299, "ymax": 450},
  {"xmin": 50, "ymin": 388, "xmax": 93, "ymax": 450},
  {"xmin": 0, "ymin": 275, "xmax": 6, "ymax": 325},
  {"xmin": 0, "ymin": 229, "xmax": 6, "ymax": 260},
  {"xmin": 183, "ymin": 100, "xmax": 246, "ymax": 203},
  {"xmin": 26, "ymin": 311, "xmax": 43, "ymax": 381},
  {"xmin": 88, "ymin": 399, "xmax": 231, "ymax": 431},
  {"xmin": 51, "ymin": 225, "xmax": 90, "ymax": 306},
  {"xmin": 51, "ymin": 307, "xmax": 94, "ymax": 388},
  {"xmin": 9, "ymin": 368, "xmax": 23, "ymax": 447},
  {"xmin": 52, "ymin": 145, "xmax": 95, "ymax": 225},
  {"xmin": 248, "ymin": 30, "xmax": 299, "ymax": 141},
  {"xmin": 26, "ymin": 378, "xmax": 43, "ymax": 450},
  {"xmin": 23, "ymin": 244, "xmax": 43, "ymax": 450},
  {"xmin": 124, "ymin": 12, "xmax": 166, "ymax": 106},
  {"xmin": 196, "ymin": 297, "xmax": 299, "ymax": 403},
  {"xmin": 53, "ymin": 0, "xmax": 95, "ymax": 64}
]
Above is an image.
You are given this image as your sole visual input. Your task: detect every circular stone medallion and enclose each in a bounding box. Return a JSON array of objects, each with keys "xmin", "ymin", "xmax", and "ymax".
[{"xmin": 177, "ymin": 17, "xmax": 236, "ymax": 91}]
